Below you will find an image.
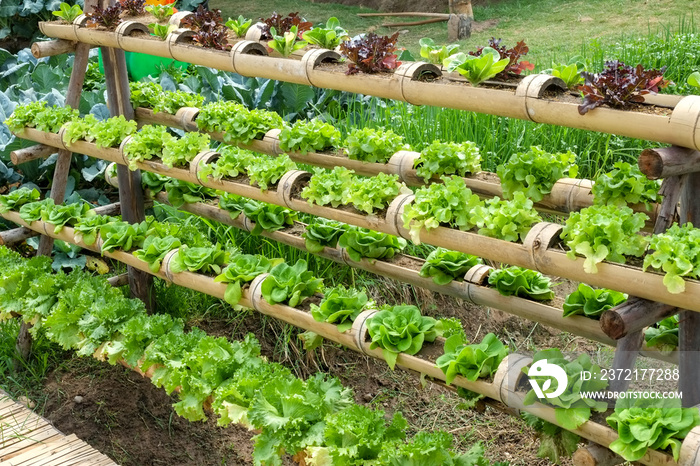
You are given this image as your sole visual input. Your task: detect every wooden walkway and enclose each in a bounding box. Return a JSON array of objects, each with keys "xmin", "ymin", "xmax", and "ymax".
[{"xmin": 0, "ymin": 390, "xmax": 117, "ymax": 466}]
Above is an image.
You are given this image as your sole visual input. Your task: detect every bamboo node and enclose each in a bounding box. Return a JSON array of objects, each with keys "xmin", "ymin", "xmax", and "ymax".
[{"xmin": 351, "ymin": 309, "xmax": 379, "ymax": 356}]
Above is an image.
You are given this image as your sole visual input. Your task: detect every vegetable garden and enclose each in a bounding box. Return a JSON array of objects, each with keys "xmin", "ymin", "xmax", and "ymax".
[{"xmin": 3, "ymin": 0, "xmax": 700, "ymax": 464}]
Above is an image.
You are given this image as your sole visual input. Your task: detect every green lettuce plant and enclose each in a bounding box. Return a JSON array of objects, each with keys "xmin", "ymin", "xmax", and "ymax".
[
  {"xmin": 562, "ymin": 204, "xmax": 648, "ymax": 274},
  {"xmin": 644, "ymin": 314, "xmax": 679, "ymax": 352},
  {"xmin": 338, "ymin": 227, "xmax": 407, "ymax": 262},
  {"xmin": 149, "ymin": 23, "xmax": 177, "ymax": 40},
  {"xmin": 246, "ymin": 154, "xmax": 296, "ymax": 190},
  {"xmin": 472, "ymin": 192, "xmax": 542, "ymax": 242},
  {"xmin": 607, "ymin": 396, "xmax": 700, "ymax": 461},
  {"xmin": 443, "ymin": 48, "xmax": 510, "ymax": 86},
  {"xmin": 562, "ymin": 284, "xmax": 627, "ymax": 318},
  {"xmin": 52, "ymin": 2, "xmax": 83, "ymax": 22},
  {"xmin": 689, "ymin": 71, "xmax": 700, "ymax": 88},
  {"xmin": 488, "ymin": 266, "xmax": 555, "ymax": 301},
  {"xmin": 134, "ymin": 236, "xmax": 182, "ymax": 273},
  {"xmin": 402, "ymin": 175, "xmax": 482, "ymax": 244},
  {"xmin": 302, "ymin": 218, "xmax": 350, "ymax": 253},
  {"xmin": 278, "ymin": 118, "xmax": 340, "ymax": 154},
  {"xmin": 310, "ymin": 286, "xmax": 369, "ymax": 332},
  {"xmin": 268, "ymin": 25, "xmax": 308, "ymax": 57},
  {"xmin": 198, "ymin": 146, "xmax": 257, "ymax": 182},
  {"xmin": 168, "ymin": 244, "xmax": 227, "ymax": 275},
  {"xmin": 419, "ymin": 248, "xmax": 482, "ymax": 285},
  {"xmin": 161, "ymin": 131, "xmax": 211, "ymax": 168},
  {"xmin": 544, "ymin": 58, "xmax": 585, "ymax": 88},
  {"xmin": 123, "ymin": 125, "xmax": 175, "ymax": 170},
  {"xmin": 4, "ymin": 102, "xmax": 48, "ymax": 133},
  {"xmin": 42, "ymin": 201, "xmax": 91, "ymax": 233},
  {"xmin": 414, "ymin": 140, "xmax": 481, "ymax": 183},
  {"xmin": 497, "ymin": 146, "xmax": 578, "ymax": 202},
  {"xmin": 19, "ymin": 199, "xmax": 54, "ymax": 223},
  {"xmin": 62, "ymin": 114, "xmax": 99, "ymax": 145},
  {"xmin": 225, "ymin": 15, "xmax": 252, "ymax": 37},
  {"xmin": 524, "ymin": 348, "xmax": 608, "ymax": 430},
  {"xmin": 301, "ymin": 17, "xmax": 349, "ymax": 49},
  {"xmin": 345, "ymin": 127, "xmax": 407, "ymax": 163},
  {"xmin": 592, "ymin": 161, "xmax": 661, "ymax": 209},
  {"xmin": 100, "ymin": 221, "xmax": 149, "ymax": 253},
  {"xmin": 215, "ymin": 254, "xmax": 281, "ymax": 305},
  {"xmin": 436, "ymin": 333, "xmax": 508, "ymax": 384},
  {"xmin": 0, "ymin": 188, "xmax": 40, "ymax": 213},
  {"xmin": 89, "ymin": 115, "xmax": 138, "ymax": 149},
  {"xmin": 301, "ymin": 166, "xmax": 354, "ymax": 207},
  {"xmin": 260, "ymin": 260, "xmax": 323, "ymax": 307},
  {"xmin": 367, "ymin": 304, "xmax": 442, "ymax": 370},
  {"xmin": 643, "ymin": 223, "xmax": 700, "ymax": 294},
  {"xmin": 419, "ymin": 38, "xmax": 459, "ymax": 65},
  {"xmin": 347, "ymin": 173, "xmax": 409, "ymax": 214},
  {"xmin": 146, "ymin": 4, "xmax": 175, "ymax": 21}
]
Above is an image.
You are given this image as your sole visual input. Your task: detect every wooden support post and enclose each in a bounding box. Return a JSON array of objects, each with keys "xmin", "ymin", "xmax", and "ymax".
[
  {"xmin": 0, "ymin": 227, "xmax": 39, "ymax": 246},
  {"xmin": 447, "ymin": 14, "xmax": 471, "ymax": 41},
  {"xmin": 652, "ymin": 175, "xmax": 685, "ymax": 234},
  {"xmin": 10, "ymin": 144, "xmax": 56, "ymax": 166},
  {"xmin": 100, "ymin": 44, "xmax": 154, "ymax": 310},
  {"xmin": 600, "ymin": 298, "xmax": 676, "ymax": 340},
  {"xmin": 608, "ymin": 330, "xmax": 644, "ymax": 395},
  {"xmin": 638, "ymin": 146, "xmax": 700, "ymax": 180},
  {"xmin": 107, "ymin": 273, "xmax": 130, "ymax": 287},
  {"xmin": 679, "ymin": 171, "xmax": 700, "ymax": 407}
]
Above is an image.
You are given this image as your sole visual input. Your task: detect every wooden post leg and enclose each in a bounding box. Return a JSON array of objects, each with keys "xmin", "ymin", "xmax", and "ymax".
[
  {"xmin": 15, "ymin": 40, "xmax": 92, "ymax": 366},
  {"xmin": 608, "ymin": 330, "xmax": 644, "ymax": 395},
  {"xmin": 679, "ymin": 172, "xmax": 700, "ymax": 407},
  {"xmin": 100, "ymin": 46, "xmax": 154, "ymax": 310}
]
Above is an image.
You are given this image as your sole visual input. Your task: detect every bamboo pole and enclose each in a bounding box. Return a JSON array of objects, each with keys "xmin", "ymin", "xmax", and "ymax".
[
  {"xmin": 0, "ymin": 227, "xmax": 38, "ymax": 246},
  {"xmin": 10, "ymin": 144, "xmax": 56, "ymax": 166},
  {"xmin": 357, "ymin": 12, "xmax": 451, "ymax": 18},
  {"xmin": 381, "ymin": 18, "xmax": 448, "ymax": 27},
  {"xmin": 639, "ymin": 147, "xmax": 700, "ymax": 180},
  {"xmin": 31, "ymin": 40, "xmax": 77, "ymax": 59},
  {"xmin": 107, "ymin": 273, "xmax": 129, "ymax": 287},
  {"xmin": 600, "ymin": 298, "xmax": 677, "ymax": 340},
  {"xmin": 34, "ymin": 22, "xmax": 700, "ymax": 150}
]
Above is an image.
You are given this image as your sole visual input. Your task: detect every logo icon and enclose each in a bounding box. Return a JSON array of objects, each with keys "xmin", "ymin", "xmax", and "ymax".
[{"xmin": 528, "ymin": 359, "xmax": 568, "ymax": 399}]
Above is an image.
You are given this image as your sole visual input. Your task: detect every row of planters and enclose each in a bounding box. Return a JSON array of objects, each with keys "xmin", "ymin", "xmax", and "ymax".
[
  {"xmin": 5, "ymin": 106, "xmax": 700, "ymax": 314},
  {"xmin": 96, "ymin": 167, "xmax": 677, "ymax": 360},
  {"xmin": 0, "ymin": 199, "xmax": 695, "ymax": 466},
  {"xmin": 127, "ymin": 81, "xmax": 661, "ymax": 221},
  {"xmin": 0, "ymin": 245, "xmax": 499, "ymax": 466},
  {"xmin": 38, "ymin": 5, "xmax": 700, "ymax": 149}
]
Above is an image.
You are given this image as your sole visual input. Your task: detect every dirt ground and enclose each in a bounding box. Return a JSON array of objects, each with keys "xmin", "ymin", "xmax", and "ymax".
[{"xmin": 32, "ymin": 274, "xmax": 583, "ymax": 466}]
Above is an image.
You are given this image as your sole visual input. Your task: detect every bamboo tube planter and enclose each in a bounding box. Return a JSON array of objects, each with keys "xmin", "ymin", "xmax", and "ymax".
[
  {"xmin": 14, "ymin": 126, "xmax": 700, "ymax": 313},
  {"xmin": 35, "ymin": 20, "xmax": 700, "ymax": 149}
]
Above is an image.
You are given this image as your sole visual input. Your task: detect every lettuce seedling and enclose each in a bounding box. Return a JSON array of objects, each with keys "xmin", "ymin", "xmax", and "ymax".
[
  {"xmin": 302, "ymin": 218, "xmax": 350, "ymax": 253},
  {"xmin": 225, "ymin": 15, "xmax": 252, "ymax": 37},
  {"xmin": 52, "ymin": 3, "xmax": 83, "ymax": 22},
  {"xmin": 436, "ymin": 333, "xmax": 508, "ymax": 384},
  {"xmin": 562, "ymin": 204, "xmax": 648, "ymax": 274},
  {"xmin": 689, "ymin": 71, "xmax": 700, "ymax": 88},
  {"xmin": 347, "ymin": 173, "xmax": 409, "ymax": 215},
  {"xmin": 444, "ymin": 48, "xmax": 509, "ymax": 86},
  {"xmin": 0, "ymin": 188, "xmax": 40, "ymax": 214},
  {"xmin": 246, "ymin": 154, "xmax": 296, "ymax": 191},
  {"xmin": 562, "ymin": 283, "xmax": 627, "ymax": 319},
  {"xmin": 607, "ymin": 396, "xmax": 700, "ymax": 461},
  {"xmin": 644, "ymin": 315, "xmax": 678, "ymax": 352},
  {"xmin": 150, "ymin": 23, "xmax": 177, "ymax": 40},
  {"xmin": 134, "ymin": 235, "xmax": 182, "ymax": 273},
  {"xmin": 310, "ymin": 286, "xmax": 369, "ymax": 332},
  {"xmin": 414, "ymin": 140, "xmax": 481, "ymax": 183},
  {"xmin": 338, "ymin": 227, "xmax": 406, "ymax": 262},
  {"xmin": 145, "ymin": 4, "xmax": 175, "ymax": 21},
  {"xmin": 301, "ymin": 17, "xmax": 349, "ymax": 50},
  {"xmin": 367, "ymin": 304, "xmax": 442, "ymax": 370},
  {"xmin": 268, "ymin": 25, "xmax": 307, "ymax": 57},
  {"xmin": 278, "ymin": 118, "xmax": 340, "ymax": 154},
  {"xmin": 215, "ymin": 254, "xmax": 281, "ymax": 305},
  {"xmin": 169, "ymin": 243, "xmax": 227, "ymax": 275},
  {"xmin": 419, "ymin": 38, "xmax": 459, "ymax": 65},
  {"xmin": 301, "ymin": 166, "xmax": 355, "ymax": 208},
  {"xmin": 86, "ymin": 4, "xmax": 123, "ymax": 30},
  {"xmin": 578, "ymin": 60, "xmax": 669, "ymax": 115},
  {"xmin": 593, "ymin": 161, "xmax": 662, "ymax": 209},
  {"xmin": 472, "ymin": 192, "xmax": 542, "ymax": 242},
  {"xmin": 339, "ymin": 32, "xmax": 401, "ymax": 75},
  {"xmin": 345, "ymin": 127, "xmax": 406, "ymax": 163},
  {"xmin": 259, "ymin": 12, "xmax": 312, "ymax": 40},
  {"xmin": 260, "ymin": 259, "xmax": 323, "ymax": 307},
  {"xmin": 419, "ymin": 247, "xmax": 482, "ymax": 285},
  {"xmin": 643, "ymin": 223, "xmax": 700, "ymax": 294},
  {"xmin": 488, "ymin": 266, "xmax": 555, "ymax": 301}
]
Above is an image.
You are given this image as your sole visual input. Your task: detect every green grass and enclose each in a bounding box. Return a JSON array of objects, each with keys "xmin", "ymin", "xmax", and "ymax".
[{"xmin": 211, "ymin": 0, "xmax": 700, "ymax": 68}]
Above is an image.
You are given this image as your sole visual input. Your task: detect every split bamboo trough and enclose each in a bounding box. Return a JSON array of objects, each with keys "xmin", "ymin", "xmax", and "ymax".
[
  {"xmin": 37, "ymin": 19, "xmax": 700, "ymax": 151},
  {"xmin": 14, "ymin": 126, "xmax": 700, "ymax": 313}
]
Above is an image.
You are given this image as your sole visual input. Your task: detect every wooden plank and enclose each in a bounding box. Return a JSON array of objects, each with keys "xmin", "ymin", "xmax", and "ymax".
[{"xmin": 0, "ymin": 429, "xmax": 62, "ymax": 459}]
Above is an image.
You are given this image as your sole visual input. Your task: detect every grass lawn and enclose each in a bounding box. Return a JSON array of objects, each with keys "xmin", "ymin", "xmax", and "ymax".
[{"xmin": 210, "ymin": 0, "xmax": 698, "ymax": 66}]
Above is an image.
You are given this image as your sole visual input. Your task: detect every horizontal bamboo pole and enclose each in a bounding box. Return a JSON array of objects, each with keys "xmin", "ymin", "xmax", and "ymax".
[
  {"xmin": 15, "ymin": 129, "xmax": 700, "ymax": 313},
  {"xmin": 107, "ymin": 273, "xmax": 129, "ymax": 287},
  {"xmin": 0, "ymin": 206, "xmax": 684, "ymax": 465},
  {"xmin": 357, "ymin": 12, "xmax": 451, "ymax": 17},
  {"xmin": 35, "ymin": 23, "xmax": 700, "ymax": 150},
  {"xmin": 0, "ymin": 227, "xmax": 38, "ymax": 246},
  {"xmin": 10, "ymin": 144, "xmax": 56, "ymax": 165},
  {"xmin": 31, "ymin": 39, "xmax": 77, "ymax": 58},
  {"xmin": 639, "ymin": 147, "xmax": 700, "ymax": 180}
]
